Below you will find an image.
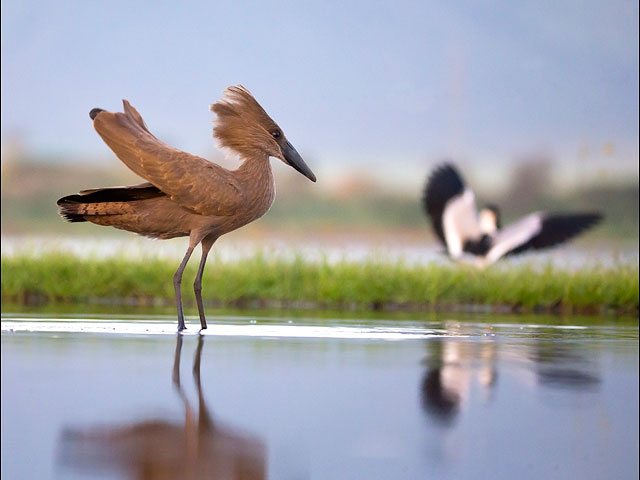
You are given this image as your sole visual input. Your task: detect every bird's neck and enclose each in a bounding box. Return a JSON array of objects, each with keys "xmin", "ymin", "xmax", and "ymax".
[
  {"xmin": 237, "ymin": 153, "xmax": 273, "ymax": 182},
  {"xmin": 236, "ymin": 153, "xmax": 276, "ymax": 211}
]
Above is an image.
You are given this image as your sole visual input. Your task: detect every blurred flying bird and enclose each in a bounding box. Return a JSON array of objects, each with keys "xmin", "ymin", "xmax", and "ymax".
[
  {"xmin": 422, "ymin": 163, "xmax": 602, "ymax": 266},
  {"xmin": 58, "ymin": 86, "xmax": 316, "ymax": 331}
]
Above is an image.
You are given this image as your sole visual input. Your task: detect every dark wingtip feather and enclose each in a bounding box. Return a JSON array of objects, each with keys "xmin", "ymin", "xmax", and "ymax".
[
  {"xmin": 528, "ymin": 212, "xmax": 604, "ymax": 252},
  {"xmin": 89, "ymin": 108, "xmax": 104, "ymax": 120},
  {"xmin": 587, "ymin": 212, "xmax": 604, "ymax": 225},
  {"xmin": 422, "ymin": 162, "xmax": 466, "ymax": 245},
  {"xmin": 422, "ymin": 162, "xmax": 466, "ymax": 211},
  {"xmin": 551, "ymin": 212, "xmax": 604, "ymax": 232},
  {"xmin": 575, "ymin": 211, "xmax": 605, "ymax": 234}
]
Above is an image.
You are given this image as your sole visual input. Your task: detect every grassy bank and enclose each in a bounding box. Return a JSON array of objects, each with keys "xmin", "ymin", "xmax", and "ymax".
[{"xmin": 1, "ymin": 253, "xmax": 638, "ymax": 315}]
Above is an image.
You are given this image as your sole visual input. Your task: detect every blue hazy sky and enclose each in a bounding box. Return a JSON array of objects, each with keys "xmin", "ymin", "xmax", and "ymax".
[{"xmin": 1, "ymin": 0, "xmax": 638, "ymax": 175}]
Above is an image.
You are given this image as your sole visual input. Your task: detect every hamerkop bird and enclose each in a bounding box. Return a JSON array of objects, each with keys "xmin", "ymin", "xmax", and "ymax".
[
  {"xmin": 422, "ymin": 163, "xmax": 602, "ymax": 266},
  {"xmin": 58, "ymin": 86, "xmax": 316, "ymax": 331}
]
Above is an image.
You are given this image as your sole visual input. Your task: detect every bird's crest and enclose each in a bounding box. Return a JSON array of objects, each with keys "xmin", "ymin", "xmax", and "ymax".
[{"xmin": 210, "ymin": 86, "xmax": 282, "ymax": 159}]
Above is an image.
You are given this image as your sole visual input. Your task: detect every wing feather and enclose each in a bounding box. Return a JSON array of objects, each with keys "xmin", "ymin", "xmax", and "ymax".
[
  {"xmin": 442, "ymin": 190, "xmax": 483, "ymax": 257},
  {"xmin": 487, "ymin": 212, "xmax": 603, "ymax": 263},
  {"xmin": 422, "ymin": 163, "xmax": 467, "ymax": 246},
  {"xmin": 92, "ymin": 100, "xmax": 243, "ymax": 216},
  {"xmin": 506, "ymin": 213, "xmax": 603, "ymax": 256},
  {"xmin": 485, "ymin": 213, "xmax": 543, "ymax": 264}
]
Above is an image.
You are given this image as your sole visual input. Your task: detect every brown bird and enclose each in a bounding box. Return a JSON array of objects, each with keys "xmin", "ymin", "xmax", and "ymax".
[{"xmin": 57, "ymin": 86, "xmax": 316, "ymax": 331}]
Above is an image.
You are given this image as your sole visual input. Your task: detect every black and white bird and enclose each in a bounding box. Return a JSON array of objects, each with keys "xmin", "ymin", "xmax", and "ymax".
[{"xmin": 422, "ymin": 163, "xmax": 603, "ymax": 266}]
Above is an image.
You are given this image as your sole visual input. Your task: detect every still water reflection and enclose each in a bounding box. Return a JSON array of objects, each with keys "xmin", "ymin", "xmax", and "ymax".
[
  {"xmin": 420, "ymin": 324, "xmax": 604, "ymax": 425},
  {"xmin": 59, "ymin": 335, "xmax": 265, "ymax": 479},
  {"xmin": 1, "ymin": 313, "xmax": 638, "ymax": 479}
]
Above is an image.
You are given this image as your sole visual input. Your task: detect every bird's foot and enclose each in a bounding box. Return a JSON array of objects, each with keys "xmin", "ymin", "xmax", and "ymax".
[{"xmin": 198, "ymin": 315, "xmax": 208, "ymax": 331}]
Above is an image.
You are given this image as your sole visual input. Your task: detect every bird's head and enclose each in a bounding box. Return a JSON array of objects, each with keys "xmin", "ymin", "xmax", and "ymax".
[
  {"xmin": 479, "ymin": 204, "xmax": 501, "ymax": 234},
  {"xmin": 211, "ymin": 85, "xmax": 316, "ymax": 182}
]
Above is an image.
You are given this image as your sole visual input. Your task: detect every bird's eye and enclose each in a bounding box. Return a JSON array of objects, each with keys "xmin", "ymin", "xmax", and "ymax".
[{"xmin": 271, "ymin": 130, "xmax": 281, "ymax": 139}]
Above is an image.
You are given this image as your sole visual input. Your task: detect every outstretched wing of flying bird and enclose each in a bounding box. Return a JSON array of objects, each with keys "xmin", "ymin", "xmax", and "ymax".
[
  {"xmin": 92, "ymin": 100, "xmax": 244, "ymax": 217},
  {"xmin": 422, "ymin": 163, "xmax": 483, "ymax": 257},
  {"xmin": 506, "ymin": 213, "xmax": 603, "ymax": 255},
  {"xmin": 486, "ymin": 212, "xmax": 603, "ymax": 264}
]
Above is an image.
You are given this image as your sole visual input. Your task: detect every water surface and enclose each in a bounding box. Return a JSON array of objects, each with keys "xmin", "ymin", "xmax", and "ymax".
[{"xmin": 1, "ymin": 311, "xmax": 638, "ymax": 479}]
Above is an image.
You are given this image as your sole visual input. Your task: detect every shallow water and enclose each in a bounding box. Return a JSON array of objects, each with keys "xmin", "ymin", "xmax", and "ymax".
[{"xmin": 1, "ymin": 311, "xmax": 638, "ymax": 480}]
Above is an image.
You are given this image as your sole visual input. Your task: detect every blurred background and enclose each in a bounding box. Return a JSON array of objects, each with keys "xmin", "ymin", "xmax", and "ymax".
[{"xmin": 2, "ymin": 0, "xmax": 638, "ymax": 257}]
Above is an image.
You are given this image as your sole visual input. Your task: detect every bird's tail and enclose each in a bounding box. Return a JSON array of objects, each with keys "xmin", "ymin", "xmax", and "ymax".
[
  {"xmin": 56, "ymin": 183, "xmax": 164, "ymax": 223},
  {"xmin": 57, "ymin": 198, "xmax": 88, "ymax": 223},
  {"xmin": 57, "ymin": 197, "xmax": 135, "ymax": 222}
]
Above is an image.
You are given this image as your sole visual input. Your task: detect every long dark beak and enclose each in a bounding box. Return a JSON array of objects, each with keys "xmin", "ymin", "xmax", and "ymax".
[{"xmin": 282, "ymin": 141, "xmax": 316, "ymax": 182}]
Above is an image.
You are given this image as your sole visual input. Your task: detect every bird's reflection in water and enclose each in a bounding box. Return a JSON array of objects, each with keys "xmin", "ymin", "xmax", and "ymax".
[
  {"xmin": 420, "ymin": 329, "xmax": 498, "ymax": 425},
  {"xmin": 530, "ymin": 339, "xmax": 601, "ymax": 391},
  {"xmin": 60, "ymin": 335, "xmax": 265, "ymax": 479},
  {"xmin": 420, "ymin": 323, "xmax": 601, "ymax": 425}
]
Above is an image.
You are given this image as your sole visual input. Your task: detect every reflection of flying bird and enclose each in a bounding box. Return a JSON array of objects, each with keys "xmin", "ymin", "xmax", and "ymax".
[
  {"xmin": 57, "ymin": 86, "xmax": 316, "ymax": 331},
  {"xmin": 422, "ymin": 163, "xmax": 602, "ymax": 265},
  {"xmin": 59, "ymin": 336, "xmax": 266, "ymax": 480},
  {"xmin": 420, "ymin": 334, "xmax": 498, "ymax": 426}
]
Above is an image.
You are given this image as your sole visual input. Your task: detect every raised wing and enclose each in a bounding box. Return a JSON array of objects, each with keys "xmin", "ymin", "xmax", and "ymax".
[
  {"xmin": 484, "ymin": 212, "xmax": 543, "ymax": 264},
  {"xmin": 504, "ymin": 213, "xmax": 603, "ymax": 257},
  {"xmin": 486, "ymin": 212, "xmax": 602, "ymax": 264},
  {"xmin": 422, "ymin": 163, "xmax": 467, "ymax": 245},
  {"xmin": 92, "ymin": 100, "xmax": 244, "ymax": 216},
  {"xmin": 442, "ymin": 190, "xmax": 484, "ymax": 258}
]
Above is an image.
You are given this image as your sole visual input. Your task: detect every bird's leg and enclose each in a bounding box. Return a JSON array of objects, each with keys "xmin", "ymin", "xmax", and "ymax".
[
  {"xmin": 172, "ymin": 333, "xmax": 195, "ymax": 441},
  {"xmin": 192, "ymin": 335, "xmax": 213, "ymax": 431},
  {"xmin": 172, "ymin": 333, "xmax": 184, "ymax": 388},
  {"xmin": 193, "ymin": 236, "xmax": 216, "ymax": 331},
  {"xmin": 174, "ymin": 245, "xmax": 195, "ymax": 331}
]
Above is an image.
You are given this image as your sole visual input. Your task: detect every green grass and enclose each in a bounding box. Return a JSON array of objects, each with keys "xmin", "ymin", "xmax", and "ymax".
[{"xmin": 1, "ymin": 252, "xmax": 638, "ymax": 315}]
